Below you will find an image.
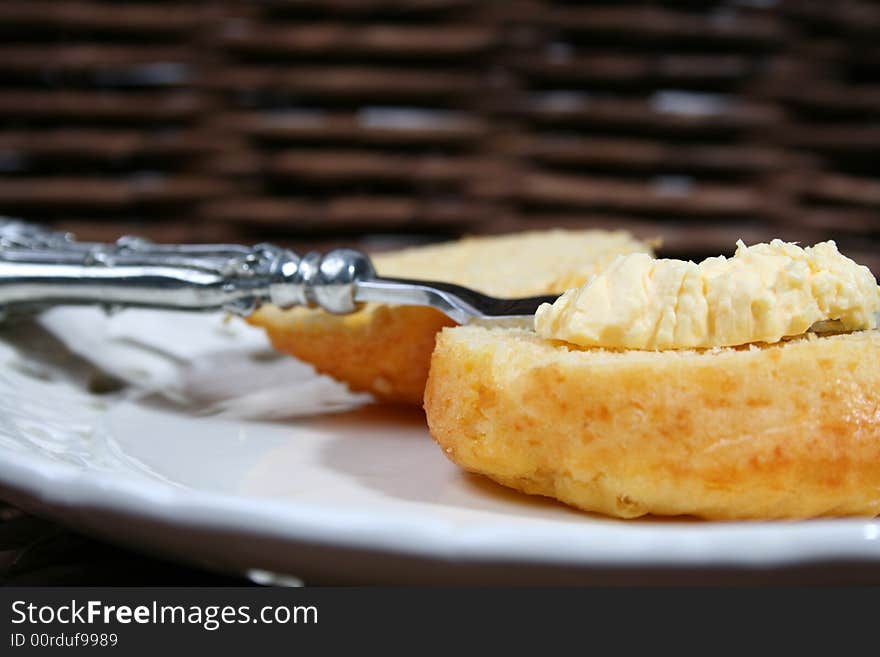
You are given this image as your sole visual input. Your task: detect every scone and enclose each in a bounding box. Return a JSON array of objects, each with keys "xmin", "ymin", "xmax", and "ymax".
[
  {"xmin": 424, "ymin": 240, "xmax": 880, "ymax": 519},
  {"xmin": 248, "ymin": 229, "xmax": 652, "ymax": 404},
  {"xmin": 425, "ymin": 326, "xmax": 880, "ymax": 520}
]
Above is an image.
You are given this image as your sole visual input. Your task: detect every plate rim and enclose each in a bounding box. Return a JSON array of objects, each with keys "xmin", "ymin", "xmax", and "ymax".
[{"xmin": 2, "ymin": 441, "xmax": 880, "ymax": 571}]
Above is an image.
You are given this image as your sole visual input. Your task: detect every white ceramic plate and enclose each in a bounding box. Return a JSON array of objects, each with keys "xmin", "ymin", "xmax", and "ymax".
[{"xmin": 0, "ymin": 308, "xmax": 878, "ymax": 585}]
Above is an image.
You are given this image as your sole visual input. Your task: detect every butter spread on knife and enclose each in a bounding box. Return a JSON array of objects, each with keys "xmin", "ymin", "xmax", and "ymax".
[{"xmin": 534, "ymin": 239, "xmax": 880, "ymax": 350}]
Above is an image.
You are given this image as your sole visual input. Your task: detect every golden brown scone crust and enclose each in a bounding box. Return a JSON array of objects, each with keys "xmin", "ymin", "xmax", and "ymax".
[
  {"xmin": 252, "ymin": 304, "xmax": 454, "ymax": 405},
  {"xmin": 424, "ymin": 326, "xmax": 880, "ymax": 519},
  {"xmin": 248, "ymin": 229, "xmax": 651, "ymax": 404}
]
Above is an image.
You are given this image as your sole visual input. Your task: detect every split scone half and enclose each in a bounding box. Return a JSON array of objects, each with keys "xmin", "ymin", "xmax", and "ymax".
[
  {"xmin": 424, "ymin": 240, "xmax": 880, "ymax": 520},
  {"xmin": 248, "ymin": 229, "xmax": 652, "ymax": 404}
]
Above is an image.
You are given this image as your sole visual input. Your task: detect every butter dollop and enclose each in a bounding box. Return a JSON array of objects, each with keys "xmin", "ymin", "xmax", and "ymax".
[{"xmin": 534, "ymin": 239, "xmax": 880, "ymax": 350}]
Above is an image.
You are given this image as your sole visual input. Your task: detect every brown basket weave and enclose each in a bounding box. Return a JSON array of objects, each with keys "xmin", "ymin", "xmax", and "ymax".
[{"xmin": 0, "ymin": 0, "xmax": 878, "ymax": 270}]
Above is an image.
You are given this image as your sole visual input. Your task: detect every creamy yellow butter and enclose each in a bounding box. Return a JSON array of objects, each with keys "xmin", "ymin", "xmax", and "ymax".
[{"xmin": 534, "ymin": 239, "xmax": 880, "ymax": 350}]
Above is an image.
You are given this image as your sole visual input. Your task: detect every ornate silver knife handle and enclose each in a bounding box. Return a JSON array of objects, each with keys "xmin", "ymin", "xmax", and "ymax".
[
  {"xmin": 0, "ymin": 218, "xmax": 376, "ymax": 317},
  {"xmin": 0, "ymin": 218, "xmax": 555, "ymax": 325}
]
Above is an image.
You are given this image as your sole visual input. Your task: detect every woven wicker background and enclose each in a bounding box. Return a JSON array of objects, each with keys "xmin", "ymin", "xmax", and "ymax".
[{"xmin": 0, "ymin": 0, "xmax": 878, "ymax": 269}]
